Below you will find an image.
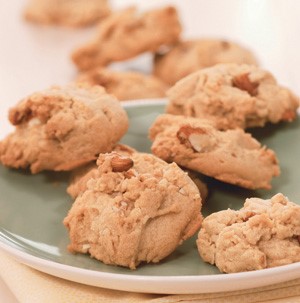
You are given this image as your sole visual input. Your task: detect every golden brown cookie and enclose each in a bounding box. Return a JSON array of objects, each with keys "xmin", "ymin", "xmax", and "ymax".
[
  {"xmin": 76, "ymin": 68, "xmax": 168, "ymax": 101},
  {"xmin": 64, "ymin": 152, "xmax": 202, "ymax": 269},
  {"xmin": 167, "ymin": 63, "xmax": 299, "ymax": 130},
  {"xmin": 24, "ymin": 0, "xmax": 111, "ymax": 27},
  {"xmin": 0, "ymin": 84, "xmax": 128, "ymax": 173},
  {"xmin": 197, "ymin": 193, "xmax": 300, "ymax": 273},
  {"xmin": 72, "ymin": 6, "xmax": 182, "ymax": 70},
  {"xmin": 153, "ymin": 39, "xmax": 258, "ymax": 85},
  {"xmin": 149, "ymin": 114, "xmax": 280, "ymax": 189},
  {"xmin": 67, "ymin": 144, "xmax": 136, "ymax": 199}
]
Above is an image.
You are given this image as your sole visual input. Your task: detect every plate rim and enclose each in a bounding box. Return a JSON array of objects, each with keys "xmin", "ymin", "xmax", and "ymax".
[
  {"xmin": 121, "ymin": 97, "xmax": 167, "ymax": 108},
  {"xmin": 1, "ymin": 239, "xmax": 300, "ymax": 294}
]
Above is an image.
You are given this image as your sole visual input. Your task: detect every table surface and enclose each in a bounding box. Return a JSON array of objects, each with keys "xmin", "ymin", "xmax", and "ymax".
[
  {"xmin": 0, "ymin": 0, "xmax": 300, "ymax": 300},
  {"xmin": 0, "ymin": 277, "xmax": 18, "ymax": 303}
]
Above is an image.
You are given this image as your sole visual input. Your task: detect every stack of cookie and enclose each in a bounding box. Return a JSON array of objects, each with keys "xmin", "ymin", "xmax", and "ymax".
[{"xmin": 0, "ymin": 1, "xmax": 299, "ymax": 274}]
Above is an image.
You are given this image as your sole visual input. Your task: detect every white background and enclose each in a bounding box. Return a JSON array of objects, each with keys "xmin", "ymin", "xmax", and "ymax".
[{"xmin": 0, "ymin": 0, "xmax": 300, "ymax": 301}]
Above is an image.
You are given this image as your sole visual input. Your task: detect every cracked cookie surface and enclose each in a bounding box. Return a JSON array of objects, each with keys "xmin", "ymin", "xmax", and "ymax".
[
  {"xmin": 154, "ymin": 39, "xmax": 258, "ymax": 85},
  {"xmin": 0, "ymin": 84, "xmax": 128, "ymax": 173},
  {"xmin": 64, "ymin": 152, "xmax": 202, "ymax": 269},
  {"xmin": 167, "ymin": 63, "xmax": 299, "ymax": 129},
  {"xmin": 149, "ymin": 114, "xmax": 280, "ymax": 189},
  {"xmin": 76, "ymin": 68, "xmax": 168, "ymax": 101},
  {"xmin": 197, "ymin": 193, "xmax": 300, "ymax": 273},
  {"xmin": 72, "ymin": 6, "xmax": 181, "ymax": 70},
  {"xmin": 24, "ymin": 0, "xmax": 111, "ymax": 27}
]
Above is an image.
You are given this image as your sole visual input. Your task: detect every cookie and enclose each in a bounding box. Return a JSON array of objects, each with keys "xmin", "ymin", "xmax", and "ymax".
[
  {"xmin": 167, "ymin": 63, "xmax": 299, "ymax": 130},
  {"xmin": 197, "ymin": 193, "xmax": 300, "ymax": 273},
  {"xmin": 76, "ymin": 68, "xmax": 168, "ymax": 101},
  {"xmin": 149, "ymin": 114, "xmax": 280, "ymax": 189},
  {"xmin": 67, "ymin": 144, "xmax": 136, "ymax": 199},
  {"xmin": 63, "ymin": 152, "xmax": 202, "ymax": 269},
  {"xmin": 153, "ymin": 39, "xmax": 258, "ymax": 85},
  {"xmin": 24, "ymin": 0, "xmax": 111, "ymax": 27},
  {"xmin": 72, "ymin": 6, "xmax": 182, "ymax": 71},
  {"xmin": 0, "ymin": 84, "xmax": 128, "ymax": 173}
]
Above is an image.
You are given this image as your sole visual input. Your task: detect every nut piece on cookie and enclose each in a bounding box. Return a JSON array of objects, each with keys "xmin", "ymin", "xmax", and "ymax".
[
  {"xmin": 149, "ymin": 114, "xmax": 280, "ymax": 189},
  {"xmin": 24, "ymin": 0, "xmax": 111, "ymax": 27},
  {"xmin": 63, "ymin": 152, "xmax": 202, "ymax": 269},
  {"xmin": 72, "ymin": 6, "xmax": 182, "ymax": 70},
  {"xmin": 153, "ymin": 39, "xmax": 258, "ymax": 85},
  {"xmin": 0, "ymin": 84, "xmax": 128, "ymax": 173},
  {"xmin": 76, "ymin": 68, "xmax": 168, "ymax": 101},
  {"xmin": 67, "ymin": 144, "xmax": 136, "ymax": 199},
  {"xmin": 167, "ymin": 63, "xmax": 299, "ymax": 129},
  {"xmin": 197, "ymin": 193, "xmax": 300, "ymax": 273}
]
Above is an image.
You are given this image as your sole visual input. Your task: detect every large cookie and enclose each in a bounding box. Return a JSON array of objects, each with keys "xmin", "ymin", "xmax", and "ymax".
[
  {"xmin": 154, "ymin": 39, "xmax": 258, "ymax": 85},
  {"xmin": 76, "ymin": 68, "xmax": 168, "ymax": 101},
  {"xmin": 167, "ymin": 63, "xmax": 299, "ymax": 129},
  {"xmin": 24, "ymin": 0, "xmax": 111, "ymax": 27},
  {"xmin": 72, "ymin": 6, "xmax": 181, "ymax": 70},
  {"xmin": 149, "ymin": 114, "xmax": 280, "ymax": 189},
  {"xmin": 0, "ymin": 84, "xmax": 128, "ymax": 173},
  {"xmin": 197, "ymin": 193, "xmax": 300, "ymax": 273},
  {"xmin": 64, "ymin": 152, "xmax": 202, "ymax": 269}
]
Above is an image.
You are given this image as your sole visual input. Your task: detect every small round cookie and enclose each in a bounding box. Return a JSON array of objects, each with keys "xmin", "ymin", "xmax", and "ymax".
[
  {"xmin": 24, "ymin": 0, "xmax": 111, "ymax": 27},
  {"xmin": 76, "ymin": 68, "xmax": 168, "ymax": 101},
  {"xmin": 63, "ymin": 152, "xmax": 202, "ymax": 269},
  {"xmin": 197, "ymin": 193, "xmax": 300, "ymax": 273},
  {"xmin": 0, "ymin": 84, "xmax": 128, "ymax": 173},
  {"xmin": 153, "ymin": 39, "xmax": 258, "ymax": 85},
  {"xmin": 167, "ymin": 63, "xmax": 299, "ymax": 130},
  {"xmin": 72, "ymin": 6, "xmax": 182, "ymax": 70},
  {"xmin": 67, "ymin": 144, "xmax": 136, "ymax": 199},
  {"xmin": 149, "ymin": 114, "xmax": 280, "ymax": 189}
]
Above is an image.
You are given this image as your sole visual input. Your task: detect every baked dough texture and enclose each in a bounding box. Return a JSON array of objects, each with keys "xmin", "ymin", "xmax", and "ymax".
[
  {"xmin": 154, "ymin": 39, "xmax": 258, "ymax": 85},
  {"xmin": 67, "ymin": 144, "xmax": 136, "ymax": 199},
  {"xmin": 24, "ymin": 0, "xmax": 111, "ymax": 27},
  {"xmin": 76, "ymin": 68, "xmax": 168, "ymax": 101},
  {"xmin": 149, "ymin": 114, "xmax": 280, "ymax": 189},
  {"xmin": 197, "ymin": 193, "xmax": 300, "ymax": 273},
  {"xmin": 167, "ymin": 63, "xmax": 299, "ymax": 129},
  {"xmin": 72, "ymin": 6, "xmax": 182, "ymax": 70},
  {"xmin": 64, "ymin": 152, "xmax": 202, "ymax": 269},
  {"xmin": 0, "ymin": 84, "xmax": 128, "ymax": 173}
]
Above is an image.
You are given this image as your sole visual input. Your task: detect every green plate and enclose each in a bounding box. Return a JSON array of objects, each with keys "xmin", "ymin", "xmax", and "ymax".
[{"xmin": 0, "ymin": 100, "xmax": 300, "ymax": 294}]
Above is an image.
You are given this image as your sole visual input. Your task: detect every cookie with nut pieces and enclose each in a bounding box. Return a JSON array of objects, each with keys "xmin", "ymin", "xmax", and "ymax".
[
  {"xmin": 24, "ymin": 0, "xmax": 111, "ymax": 27},
  {"xmin": 72, "ymin": 6, "xmax": 182, "ymax": 70},
  {"xmin": 149, "ymin": 114, "xmax": 280, "ymax": 190},
  {"xmin": 0, "ymin": 84, "xmax": 128, "ymax": 173},
  {"xmin": 153, "ymin": 39, "xmax": 258, "ymax": 85},
  {"xmin": 64, "ymin": 151, "xmax": 202, "ymax": 269},
  {"xmin": 197, "ymin": 193, "xmax": 300, "ymax": 273},
  {"xmin": 76, "ymin": 68, "xmax": 168, "ymax": 101},
  {"xmin": 167, "ymin": 63, "xmax": 299, "ymax": 130}
]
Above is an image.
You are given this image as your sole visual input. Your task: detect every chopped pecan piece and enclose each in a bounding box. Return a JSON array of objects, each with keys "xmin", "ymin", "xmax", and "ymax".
[{"xmin": 232, "ymin": 73, "xmax": 259, "ymax": 96}]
